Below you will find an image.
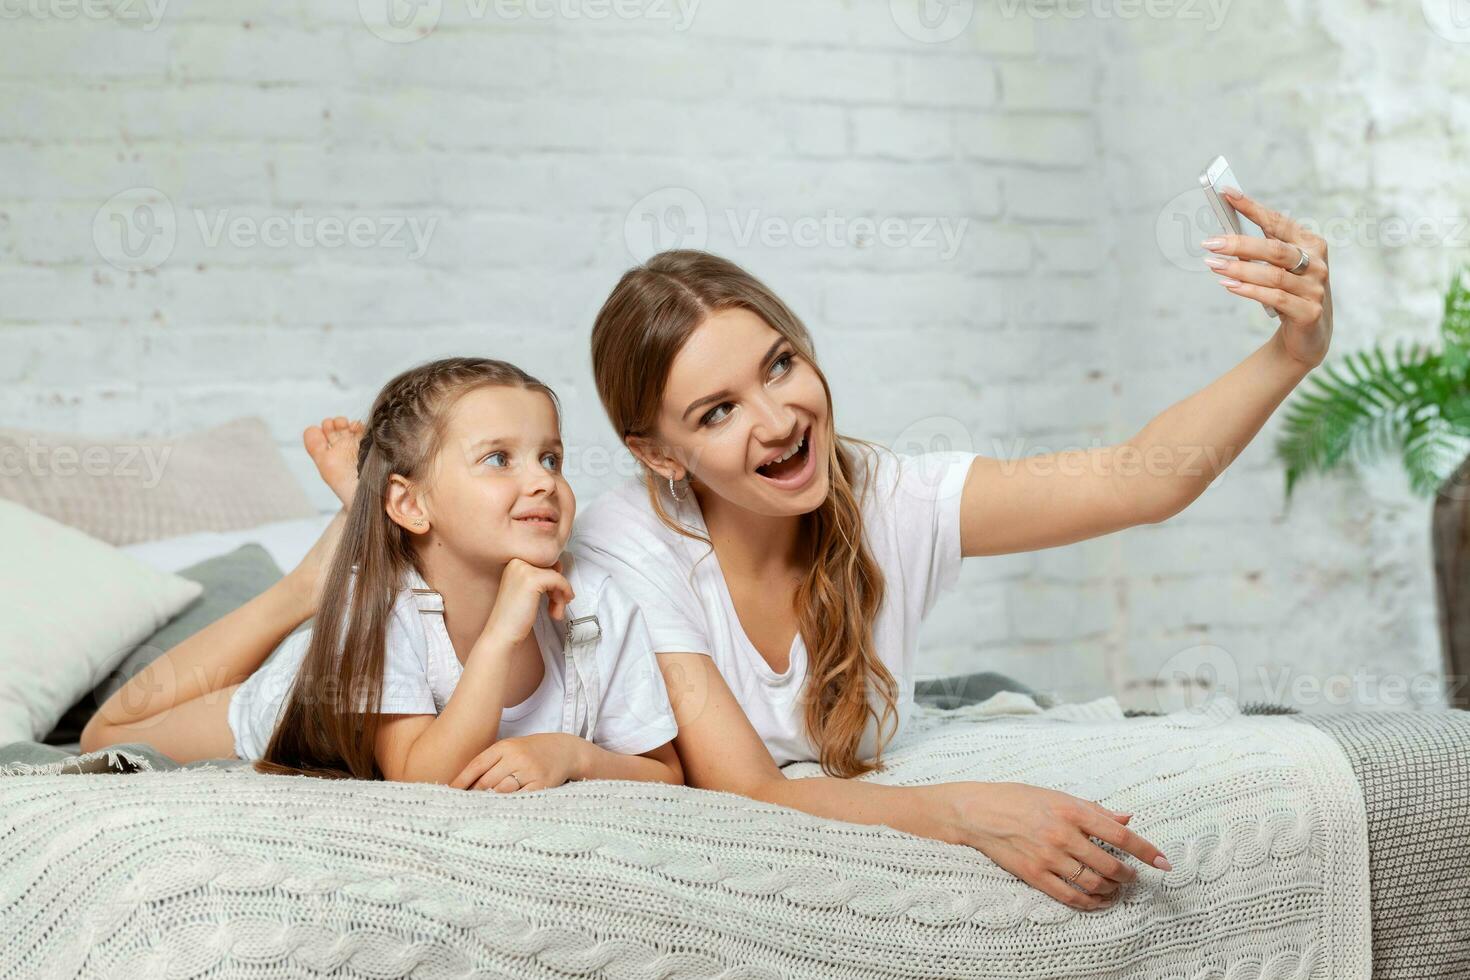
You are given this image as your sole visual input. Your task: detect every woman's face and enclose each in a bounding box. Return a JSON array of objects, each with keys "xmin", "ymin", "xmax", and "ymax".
[
  {"xmin": 419, "ymin": 385, "xmax": 574, "ymax": 569},
  {"xmin": 649, "ymin": 307, "xmax": 831, "ymax": 518}
]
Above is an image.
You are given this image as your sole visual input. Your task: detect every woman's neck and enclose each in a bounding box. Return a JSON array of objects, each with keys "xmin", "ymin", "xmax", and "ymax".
[{"xmin": 694, "ymin": 483, "xmax": 810, "ymax": 580}]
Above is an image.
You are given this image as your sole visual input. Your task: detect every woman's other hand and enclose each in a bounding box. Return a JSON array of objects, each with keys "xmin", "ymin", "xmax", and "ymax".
[{"xmin": 941, "ymin": 781, "xmax": 1170, "ymax": 911}]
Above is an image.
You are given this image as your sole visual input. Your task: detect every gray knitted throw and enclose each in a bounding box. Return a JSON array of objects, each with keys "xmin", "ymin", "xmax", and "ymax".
[{"xmin": 1290, "ymin": 710, "xmax": 1470, "ymax": 979}]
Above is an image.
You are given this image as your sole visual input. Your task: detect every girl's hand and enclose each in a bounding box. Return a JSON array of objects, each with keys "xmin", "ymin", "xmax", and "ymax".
[
  {"xmin": 479, "ymin": 558, "xmax": 575, "ymax": 649},
  {"xmin": 1205, "ymin": 188, "xmax": 1333, "ymax": 369},
  {"xmin": 448, "ymin": 733, "xmax": 587, "ymax": 792},
  {"xmin": 944, "ymin": 781, "xmax": 1170, "ymax": 911}
]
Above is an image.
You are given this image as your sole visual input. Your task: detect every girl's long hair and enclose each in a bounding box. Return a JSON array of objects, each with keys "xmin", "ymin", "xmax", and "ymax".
[
  {"xmin": 252, "ymin": 357, "xmax": 559, "ymax": 780},
  {"xmin": 590, "ymin": 250, "xmax": 897, "ymax": 778}
]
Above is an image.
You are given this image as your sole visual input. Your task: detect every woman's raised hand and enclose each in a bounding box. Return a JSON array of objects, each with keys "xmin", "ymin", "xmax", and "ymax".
[
  {"xmin": 1207, "ymin": 188, "xmax": 1333, "ymax": 370},
  {"xmin": 942, "ymin": 781, "xmax": 1171, "ymax": 911},
  {"xmin": 478, "ymin": 557, "xmax": 575, "ymax": 650}
]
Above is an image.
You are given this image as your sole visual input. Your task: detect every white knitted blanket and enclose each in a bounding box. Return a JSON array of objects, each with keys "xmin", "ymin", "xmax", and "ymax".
[{"xmin": 0, "ymin": 694, "xmax": 1371, "ymax": 979}]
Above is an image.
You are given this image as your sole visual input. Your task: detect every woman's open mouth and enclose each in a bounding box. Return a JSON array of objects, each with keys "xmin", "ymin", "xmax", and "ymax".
[{"xmin": 754, "ymin": 425, "xmax": 816, "ymax": 491}]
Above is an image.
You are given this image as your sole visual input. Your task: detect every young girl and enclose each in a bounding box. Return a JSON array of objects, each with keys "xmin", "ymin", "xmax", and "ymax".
[{"xmin": 80, "ymin": 357, "xmax": 683, "ymax": 790}]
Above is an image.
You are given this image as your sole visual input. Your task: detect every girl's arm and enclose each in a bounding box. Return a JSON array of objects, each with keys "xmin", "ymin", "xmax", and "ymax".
[
  {"xmin": 958, "ymin": 193, "xmax": 1331, "ymax": 560},
  {"xmin": 400, "ymin": 560, "xmax": 578, "ymax": 784},
  {"xmin": 575, "ymin": 738, "xmax": 683, "ymax": 786},
  {"xmin": 395, "ymin": 631, "xmax": 518, "ymax": 784},
  {"xmin": 447, "ymin": 734, "xmax": 682, "ymax": 790}
]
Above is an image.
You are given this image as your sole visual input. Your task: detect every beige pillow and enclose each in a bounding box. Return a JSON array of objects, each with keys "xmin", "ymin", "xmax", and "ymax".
[
  {"xmin": 0, "ymin": 416, "xmax": 316, "ymax": 545},
  {"xmin": 0, "ymin": 500, "xmax": 204, "ymax": 744}
]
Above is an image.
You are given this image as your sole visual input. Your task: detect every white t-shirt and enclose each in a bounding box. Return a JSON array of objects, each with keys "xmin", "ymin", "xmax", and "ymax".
[
  {"xmin": 568, "ymin": 445, "xmax": 977, "ymax": 766},
  {"xmin": 226, "ymin": 553, "xmax": 679, "ymax": 762}
]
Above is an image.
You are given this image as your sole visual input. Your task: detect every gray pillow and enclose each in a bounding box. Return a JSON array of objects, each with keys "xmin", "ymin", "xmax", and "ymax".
[{"xmin": 44, "ymin": 543, "xmax": 284, "ymax": 745}]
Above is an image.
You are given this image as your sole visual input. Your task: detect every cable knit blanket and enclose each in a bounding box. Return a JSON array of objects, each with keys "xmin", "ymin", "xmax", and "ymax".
[{"xmin": 0, "ymin": 695, "xmax": 1371, "ymax": 979}]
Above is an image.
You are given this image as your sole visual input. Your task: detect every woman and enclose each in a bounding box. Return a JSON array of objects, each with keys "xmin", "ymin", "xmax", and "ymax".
[{"xmin": 519, "ymin": 188, "xmax": 1329, "ymax": 912}]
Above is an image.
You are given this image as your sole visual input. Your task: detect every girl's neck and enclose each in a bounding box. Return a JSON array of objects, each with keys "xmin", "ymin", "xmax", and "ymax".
[
  {"xmin": 694, "ymin": 483, "xmax": 811, "ymax": 581},
  {"xmin": 413, "ymin": 544, "xmax": 503, "ymax": 655}
]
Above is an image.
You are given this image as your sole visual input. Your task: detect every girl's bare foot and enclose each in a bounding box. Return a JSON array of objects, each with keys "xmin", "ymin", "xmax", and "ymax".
[
  {"xmin": 304, "ymin": 416, "xmax": 364, "ymax": 508},
  {"xmin": 284, "ymin": 508, "xmax": 348, "ymax": 615}
]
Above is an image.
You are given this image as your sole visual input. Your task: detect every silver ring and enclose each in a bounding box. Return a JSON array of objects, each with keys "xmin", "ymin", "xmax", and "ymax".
[
  {"xmin": 1288, "ymin": 246, "xmax": 1310, "ymax": 275},
  {"xmin": 1066, "ymin": 861, "xmax": 1087, "ymax": 884}
]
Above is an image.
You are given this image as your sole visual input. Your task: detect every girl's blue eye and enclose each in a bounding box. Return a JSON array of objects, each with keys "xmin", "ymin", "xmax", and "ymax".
[
  {"xmin": 541, "ymin": 452, "xmax": 561, "ymax": 471},
  {"xmin": 700, "ymin": 403, "xmax": 732, "ymax": 427},
  {"xmin": 482, "ymin": 451, "xmax": 508, "ymax": 467},
  {"xmin": 771, "ymin": 352, "xmax": 794, "ymax": 377}
]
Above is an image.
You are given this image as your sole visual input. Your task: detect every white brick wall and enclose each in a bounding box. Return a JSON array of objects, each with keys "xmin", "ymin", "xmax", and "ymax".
[{"xmin": 2, "ymin": 0, "xmax": 1460, "ymax": 712}]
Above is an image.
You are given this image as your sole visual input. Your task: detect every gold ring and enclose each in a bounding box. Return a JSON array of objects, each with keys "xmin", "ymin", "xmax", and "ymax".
[{"xmin": 1066, "ymin": 861, "xmax": 1087, "ymax": 884}]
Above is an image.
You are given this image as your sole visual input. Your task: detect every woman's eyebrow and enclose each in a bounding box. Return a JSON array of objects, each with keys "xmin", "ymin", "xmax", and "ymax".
[{"xmin": 681, "ymin": 337, "xmax": 786, "ymax": 421}]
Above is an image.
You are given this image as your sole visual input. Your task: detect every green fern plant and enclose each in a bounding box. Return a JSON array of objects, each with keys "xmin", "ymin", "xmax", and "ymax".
[{"xmin": 1277, "ymin": 266, "xmax": 1470, "ymax": 500}]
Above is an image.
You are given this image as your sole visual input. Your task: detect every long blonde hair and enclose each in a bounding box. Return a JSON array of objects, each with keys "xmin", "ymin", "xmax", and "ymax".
[
  {"xmin": 590, "ymin": 250, "xmax": 898, "ymax": 778},
  {"xmin": 252, "ymin": 357, "xmax": 559, "ymax": 780}
]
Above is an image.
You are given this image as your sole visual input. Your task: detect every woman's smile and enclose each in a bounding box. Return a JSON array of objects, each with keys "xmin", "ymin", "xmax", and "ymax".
[{"xmin": 753, "ymin": 423, "xmax": 817, "ymax": 492}]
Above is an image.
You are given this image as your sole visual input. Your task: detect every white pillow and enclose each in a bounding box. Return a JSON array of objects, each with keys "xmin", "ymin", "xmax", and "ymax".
[
  {"xmin": 120, "ymin": 511, "xmax": 340, "ymax": 575},
  {"xmin": 0, "ymin": 500, "xmax": 204, "ymax": 744}
]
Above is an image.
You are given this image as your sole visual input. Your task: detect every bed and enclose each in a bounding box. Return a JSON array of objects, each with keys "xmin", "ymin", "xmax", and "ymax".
[
  {"xmin": 2, "ymin": 419, "xmax": 1466, "ymax": 977},
  {"xmin": 3, "ymin": 677, "xmax": 1467, "ymax": 979}
]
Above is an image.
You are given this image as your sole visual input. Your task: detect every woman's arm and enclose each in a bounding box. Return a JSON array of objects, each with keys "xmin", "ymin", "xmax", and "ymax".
[
  {"xmin": 654, "ymin": 652, "xmax": 1169, "ymax": 911},
  {"xmin": 654, "ymin": 652, "xmax": 956, "ymax": 838},
  {"xmin": 956, "ymin": 331, "xmax": 1313, "ymax": 557},
  {"xmin": 959, "ymin": 192, "xmax": 1331, "ymax": 559}
]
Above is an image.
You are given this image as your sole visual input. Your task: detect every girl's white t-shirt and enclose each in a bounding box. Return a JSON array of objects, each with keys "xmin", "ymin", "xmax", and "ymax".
[
  {"xmin": 226, "ymin": 553, "xmax": 679, "ymax": 762},
  {"xmin": 568, "ymin": 445, "xmax": 977, "ymax": 766}
]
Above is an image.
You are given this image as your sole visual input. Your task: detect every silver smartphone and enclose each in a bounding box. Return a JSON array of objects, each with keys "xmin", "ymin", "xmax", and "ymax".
[{"xmin": 1199, "ymin": 155, "xmax": 1278, "ymax": 319}]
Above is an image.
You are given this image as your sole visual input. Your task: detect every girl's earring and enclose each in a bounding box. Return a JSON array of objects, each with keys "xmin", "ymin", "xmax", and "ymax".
[
  {"xmin": 667, "ymin": 473, "xmax": 687, "ymax": 502},
  {"xmin": 413, "ymin": 519, "xmax": 426, "ymax": 529}
]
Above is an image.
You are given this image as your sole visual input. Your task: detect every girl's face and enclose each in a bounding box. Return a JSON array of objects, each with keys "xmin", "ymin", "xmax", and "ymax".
[
  {"xmin": 648, "ymin": 307, "xmax": 831, "ymax": 518},
  {"xmin": 421, "ymin": 385, "xmax": 574, "ymax": 569}
]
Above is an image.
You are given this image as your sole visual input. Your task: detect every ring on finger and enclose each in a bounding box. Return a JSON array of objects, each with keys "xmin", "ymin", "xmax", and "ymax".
[{"xmin": 1288, "ymin": 245, "xmax": 1310, "ymax": 275}]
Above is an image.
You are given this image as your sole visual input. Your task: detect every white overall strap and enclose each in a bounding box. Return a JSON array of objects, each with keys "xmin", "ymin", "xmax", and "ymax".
[
  {"xmin": 559, "ymin": 557, "xmax": 603, "ymax": 742},
  {"xmin": 404, "ymin": 566, "xmax": 453, "ymax": 713}
]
